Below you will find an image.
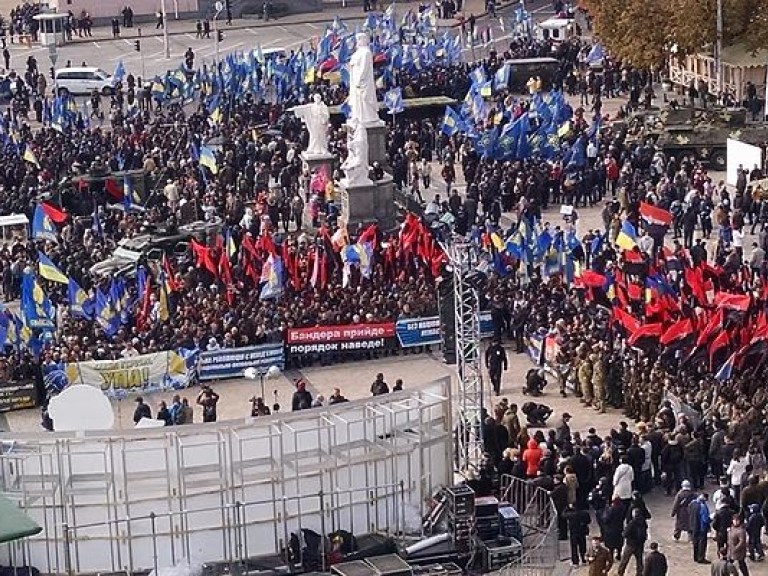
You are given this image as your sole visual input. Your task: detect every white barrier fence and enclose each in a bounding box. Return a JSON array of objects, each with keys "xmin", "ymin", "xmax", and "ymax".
[{"xmin": 0, "ymin": 377, "xmax": 453, "ymax": 575}]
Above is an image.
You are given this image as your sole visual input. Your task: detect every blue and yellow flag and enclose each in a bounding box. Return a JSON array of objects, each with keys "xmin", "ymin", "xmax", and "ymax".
[
  {"xmin": 109, "ymin": 277, "xmax": 128, "ymax": 313},
  {"xmin": 21, "ymin": 272, "xmax": 55, "ymax": 330},
  {"xmin": 616, "ymin": 220, "xmax": 638, "ymax": 251},
  {"xmin": 199, "ymin": 146, "xmax": 218, "ymax": 175},
  {"xmin": 0, "ymin": 311, "xmax": 18, "ymax": 348},
  {"xmin": 32, "ymin": 205, "xmax": 58, "ymax": 243},
  {"xmin": 37, "ymin": 251, "xmax": 68, "ymax": 284},
  {"xmin": 67, "ymin": 277, "xmax": 92, "ymax": 319},
  {"xmin": 94, "ymin": 288, "xmax": 119, "ymax": 336}
]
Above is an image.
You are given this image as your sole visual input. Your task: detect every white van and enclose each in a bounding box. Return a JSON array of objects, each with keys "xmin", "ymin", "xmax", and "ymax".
[
  {"xmin": 534, "ymin": 18, "xmax": 576, "ymax": 44},
  {"xmin": 54, "ymin": 67, "xmax": 114, "ymax": 96}
]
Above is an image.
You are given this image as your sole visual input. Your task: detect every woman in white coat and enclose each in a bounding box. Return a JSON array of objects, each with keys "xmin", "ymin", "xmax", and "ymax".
[{"xmin": 613, "ymin": 455, "xmax": 635, "ymax": 515}]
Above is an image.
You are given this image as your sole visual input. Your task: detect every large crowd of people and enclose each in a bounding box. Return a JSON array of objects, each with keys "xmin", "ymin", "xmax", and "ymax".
[
  {"xmin": 0, "ymin": 18, "xmax": 600, "ymax": 377},
  {"xmin": 0, "ymin": 5, "xmax": 766, "ymax": 572}
]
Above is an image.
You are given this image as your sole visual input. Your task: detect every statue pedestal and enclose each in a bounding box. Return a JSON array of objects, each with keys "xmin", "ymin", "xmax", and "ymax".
[
  {"xmin": 301, "ymin": 151, "xmax": 335, "ymax": 177},
  {"xmin": 363, "ymin": 120, "xmax": 389, "ymax": 170},
  {"xmin": 300, "ymin": 152, "xmax": 337, "ymax": 231},
  {"xmin": 339, "ymin": 174, "xmax": 396, "ymax": 232}
]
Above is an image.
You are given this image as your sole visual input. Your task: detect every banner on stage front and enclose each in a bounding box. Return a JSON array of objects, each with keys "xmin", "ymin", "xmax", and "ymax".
[
  {"xmin": 63, "ymin": 351, "xmax": 188, "ymax": 395},
  {"xmin": 396, "ymin": 316, "xmax": 442, "ymax": 347},
  {"xmin": 199, "ymin": 343, "xmax": 284, "ymax": 381},
  {"xmin": 286, "ymin": 323, "xmax": 397, "ymax": 356},
  {"xmin": 479, "ymin": 311, "xmax": 494, "ymax": 337}
]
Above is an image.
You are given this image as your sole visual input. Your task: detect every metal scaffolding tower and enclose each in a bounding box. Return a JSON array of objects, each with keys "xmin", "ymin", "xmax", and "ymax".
[{"xmin": 445, "ymin": 240, "xmax": 485, "ymax": 474}]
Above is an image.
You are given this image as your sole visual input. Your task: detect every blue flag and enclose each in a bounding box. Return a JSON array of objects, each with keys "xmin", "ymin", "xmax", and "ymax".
[
  {"xmin": 441, "ymin": 106, "xmax": 465, "ymax": 136},
  {"xmin": 32, "ymin": 204, "xmax": 58, "ymax": 242},
  {"xmin": 494, "ymin": 64, "xmax": 510, "ymax": 90},
  {"xmin": 21, "ymin": 272, "xmax": 55, "ymax": 330},
  {"xmin": 67, "ymin": 277, "xmax": 93, "ymax": 319},
  {"xmin": 383, "ymin": 87, "xmax": 404, "ymax": 114},
  {"xmin": 94, "ymin": 288, "xmax": 120, "ymax": 336}
]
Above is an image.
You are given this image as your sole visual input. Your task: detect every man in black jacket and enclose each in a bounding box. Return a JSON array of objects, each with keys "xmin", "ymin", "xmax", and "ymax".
[
  {"xmin": 485, "ymin": 339, "xmax": 508, "ymax": 395},
  {"xmin": 550, "ymin": 474, "xmax": 569, "ymax": 540},
  {"xmin": 602, "ymin": 497, "xmax": 626, "ymax": 560},
  {"xmin": 617, "ymin": 508, "xmax": 648, "ymax": 576},
  {"xmin": 642, "ymin": 542, "xmax": 668, "ymax": 576},
  {"xmin": 133, "ymin": 396, "xmax": 151, "ymax": 423},
  {"xmin": 292, "ymin": 380, "xmax": 313, "ymax": 411},
  {"xmin": 564, "ymin": 503, "xmax": 591, "ymax": 567}
]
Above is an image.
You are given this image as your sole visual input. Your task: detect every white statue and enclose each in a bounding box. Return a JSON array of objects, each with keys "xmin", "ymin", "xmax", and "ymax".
[
  {"xmin": 348, "ymin": 32, "xmax": 381, "ymax": 127},
  {"xmin": 341, "ymin": 118, "xmax": 373, "ymax": 188},
  {"xmin": 292, "ymin": 94, "xmax": 331, "ymax": 157}
]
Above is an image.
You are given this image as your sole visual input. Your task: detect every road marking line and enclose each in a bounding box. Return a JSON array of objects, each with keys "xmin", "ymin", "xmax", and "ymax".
[
  {"xmin": 154, "ymin": 36, "xmax": 164, "ymax": 44},
  {"xmin": 185, "ymin": 33, "xmax": 196, "ymax": 41},
  {"xmin": 92, "ymin": 41, "xmax": 100, "ymax": 48},
  {"xmin": 279, "ymin": 26, "xmax": 289, "ymax": 32},
  {"xmin": 110, "ymin": 53, "xmax": 140, "ymax": 62},
  {"xmin": 262, "ymin": 38, "xmax": 283, "ymax": 47},
  {"xmin": 306, "ymin": 23, "xmax": 320, "ymax": 30},
  {"xmin": 123, "ymin": 39, "xmax": 133, "ymax": 46}
]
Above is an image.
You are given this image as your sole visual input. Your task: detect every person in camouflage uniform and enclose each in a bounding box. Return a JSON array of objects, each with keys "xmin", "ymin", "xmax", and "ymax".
[
  {"xmin": 592, "ymin": 344, "xmax": 607, "ymax": 413},
  {"xmin": 578, "ymin": 347, "xmax": 594, "ymax": 406}
]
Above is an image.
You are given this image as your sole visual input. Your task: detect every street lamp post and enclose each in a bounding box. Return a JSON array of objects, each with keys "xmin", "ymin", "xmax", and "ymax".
[
  {"xmin": 160, "ymin": 0, "xmax": 170, "ymax": 59},
  {"xmin": 47, "ymin": 44, "xmax": 58, "ymax": 96},
  {"xmin": 715, "ymin": 0, "xmax": 723, "ymax": 97},
  {"xmin": 213, "ymin": 1, "xmax": 224, "ymax": 64},
  {"xmin": 243, "ymin": 365, "xmax": 281, "ymax": 400}
]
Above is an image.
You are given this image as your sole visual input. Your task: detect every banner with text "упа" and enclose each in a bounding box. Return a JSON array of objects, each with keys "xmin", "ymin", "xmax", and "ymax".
[{"xmin": 62, "ymin": 351, "xmax": 188, "ymax": 396}]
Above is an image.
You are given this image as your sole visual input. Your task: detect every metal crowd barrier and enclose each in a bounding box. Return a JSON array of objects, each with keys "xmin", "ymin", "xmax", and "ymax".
[{"xmin": 497, "ymin": 474, "xmax": 559, "ymax": 576}]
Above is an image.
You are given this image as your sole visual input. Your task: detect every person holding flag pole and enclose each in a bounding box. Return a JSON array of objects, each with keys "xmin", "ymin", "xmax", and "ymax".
[{"xmin": 383, "ymin": 86, "xmax": 404, "ymax": 126}]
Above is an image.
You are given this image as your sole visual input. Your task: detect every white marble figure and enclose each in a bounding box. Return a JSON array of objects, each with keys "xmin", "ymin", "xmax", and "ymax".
[
  {"xmin": 348, "ymin": 32, "xmax": 381, "ymax": 126},
  {"xmin": 292, "ymin": 94, "xmax": 331, "ymax": 157},
  {"xmin": 341, "ymin": 118, "xmax": 373, "ymax": 188}
]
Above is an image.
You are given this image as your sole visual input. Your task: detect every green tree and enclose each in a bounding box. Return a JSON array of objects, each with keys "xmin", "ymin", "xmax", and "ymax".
[
  {"xmin": 583, "ymin": 0, "xmax": 768, "ymax": 66},
  {"xmin": 582, "ymin": 0, "xmax": 672, "ymax": 68}
]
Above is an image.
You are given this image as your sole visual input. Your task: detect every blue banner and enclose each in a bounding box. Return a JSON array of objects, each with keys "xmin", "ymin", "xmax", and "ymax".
[
  {"xmin": 396, "ymin": 316, "xmax": 442, "ymax": 347},
  {"xmin": 199, "ymin": 343, "xmax": 284, "ymax": 382},
  {"xmin": 396, "ymin": 313, "xmax": 495, "ymax": 347},
  {"xmin": 479, "ymin": 311, "xmax": 494, "ymax": 338},
  {"xmin": 526, "ymin": 333, "xmax": 544, "ymax": 365}
]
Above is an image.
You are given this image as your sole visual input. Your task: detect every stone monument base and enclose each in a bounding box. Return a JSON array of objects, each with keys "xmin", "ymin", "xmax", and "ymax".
[
  {"xmin": 301, "ymin": 151, "xmax": 335, "ymax": 178},
  {"xmin": 342, "ymin": 120, "xmax": 388, "ymax": 171},
  {"xmin": 339, "ymin": 174, "xmax": 396, "ymax": 232}
]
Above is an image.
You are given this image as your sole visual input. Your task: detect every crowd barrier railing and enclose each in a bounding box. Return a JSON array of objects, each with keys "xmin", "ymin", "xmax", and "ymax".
[{"xmin": 498, "ymin": 473, "xmax": 560, "ymax": 576}]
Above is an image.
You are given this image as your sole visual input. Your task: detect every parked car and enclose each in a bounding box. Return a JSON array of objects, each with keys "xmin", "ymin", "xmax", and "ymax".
[{"xmin": 55, "ymin": 67, "xmax": 114, "ymax": 96}]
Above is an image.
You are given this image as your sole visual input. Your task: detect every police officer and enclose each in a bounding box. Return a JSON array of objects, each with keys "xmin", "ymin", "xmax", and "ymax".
[{"xmin": 485, "ymin": 339, "xmax": 508, "ymax": 396}]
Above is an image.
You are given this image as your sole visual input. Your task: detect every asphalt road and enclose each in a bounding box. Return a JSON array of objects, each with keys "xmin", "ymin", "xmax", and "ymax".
[{"xmin": 1, "ymin": 0, "xmax": 558, "ymax": 81}]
